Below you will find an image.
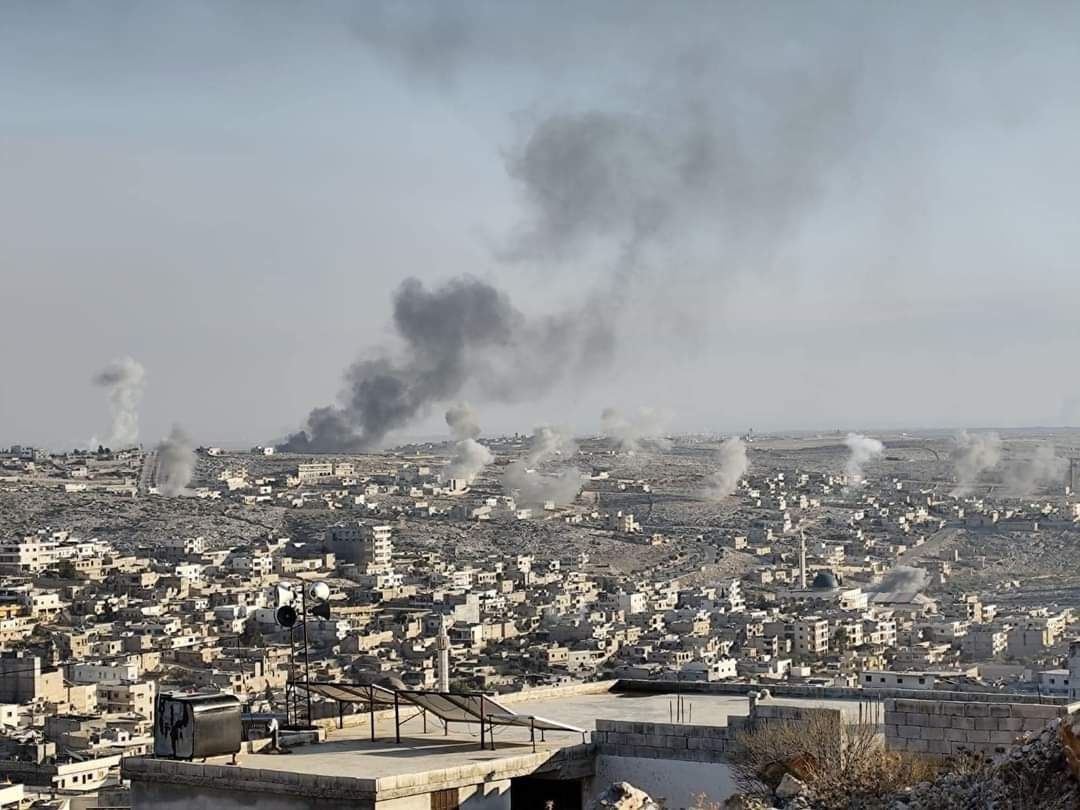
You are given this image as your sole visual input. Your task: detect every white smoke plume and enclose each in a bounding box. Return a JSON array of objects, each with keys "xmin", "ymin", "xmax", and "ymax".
[
  {"xmin": 92, "ymin": 357, "xmax": 146, "ymax": 449},
  {"xmin": 707, "ymin": 437, "xmax": 748, "ymax": 498},
  {"xmin": 873, "ymin": 565, "xmax": 929, "ymax": 595},
  {"xmin": 527, "ymin": 425, "xmax": 577, "ymax": 464},
  {"xmin": 446, "ymin": 439, "xmax": 493, "ymax": 484},
  {"xmin": 445, "ymin": 402, "xmax": 481, "ymax": 440},
  {"xmin": 155, "ymin": 426, "xmax": 196, "ymax": 497},
  {"xmin": 1002, "ymin": 443, "xmax": 1068, "ymax": 498},
  {"xmin": 502, "ymin": 425, "xmax": 582, "ymax": 508},
  {"xmin": 443, "ymin": 404, "xmax": 492, "ymax": 484},
  {"xmin": 601, "ymin": 406, "xmax": 672, "ymax": 453},
  {"xmin": 950, "ymin": 430, "xmax": 1003, "ymax": 496},
  {"xmin": 844, "ymin": 433, "xmax": 884, "ymax": 484}
]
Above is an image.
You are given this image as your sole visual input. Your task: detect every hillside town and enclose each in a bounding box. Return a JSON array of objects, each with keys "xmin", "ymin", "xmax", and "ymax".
[{"xmin": 2, "ymin": 430, "xmax": 1080, "ymax": 806}]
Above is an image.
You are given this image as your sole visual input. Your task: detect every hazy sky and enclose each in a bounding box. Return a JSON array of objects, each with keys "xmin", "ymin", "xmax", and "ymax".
[{"xmin": 3, "ymin": 1, "xmax": 1080, "ymax": 450}]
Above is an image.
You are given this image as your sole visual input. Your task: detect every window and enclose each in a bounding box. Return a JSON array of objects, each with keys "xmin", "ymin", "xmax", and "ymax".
[
  {"xmin": 897, "ymin": 677, "xmax": 904, "ymax": 684},
  {"xmin": 431, "ymin": 789, "xmax": 459, "ymax": 810},
  {"xmin": 865, "ymin": 675, "xmax": 872, "ymax": 683}
]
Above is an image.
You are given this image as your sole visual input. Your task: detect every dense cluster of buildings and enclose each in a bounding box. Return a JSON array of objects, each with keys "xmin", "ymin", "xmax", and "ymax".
[{"xmin": 2, "ymin": 440, "xmax": 1080, "ymax": 806}]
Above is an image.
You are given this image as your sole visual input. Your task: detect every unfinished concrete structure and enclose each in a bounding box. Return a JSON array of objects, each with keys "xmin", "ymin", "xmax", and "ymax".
[{"xmin": 123, "ymin": 680, "xmax": 1080, "ymax": 810}]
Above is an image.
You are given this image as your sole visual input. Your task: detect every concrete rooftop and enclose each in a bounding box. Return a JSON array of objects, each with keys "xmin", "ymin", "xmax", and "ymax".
[{"xmin": 207, "ymin": 688, "xmax": 870, "ymax": 780}]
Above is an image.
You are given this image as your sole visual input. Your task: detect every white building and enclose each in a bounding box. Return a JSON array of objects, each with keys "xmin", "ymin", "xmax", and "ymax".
[
  {"xmin": 0, "ymin": 535, "xmax": 59, "ymax": 575},
  {"xmin": 297, "ymin": 462, "xmax": 335, "ymax": 483},
  {"xmin": 71, "ymin": 660, "xmax": 141, "ymax": 685},
  {"xmin": 324, "ymin": 523, "xmax": 393, "ymax": 570}
]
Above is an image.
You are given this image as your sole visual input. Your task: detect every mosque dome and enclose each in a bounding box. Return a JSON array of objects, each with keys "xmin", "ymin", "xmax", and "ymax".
[{"xmin": 812, "ymin": 570, "xmax": 840, "ymax": 589}]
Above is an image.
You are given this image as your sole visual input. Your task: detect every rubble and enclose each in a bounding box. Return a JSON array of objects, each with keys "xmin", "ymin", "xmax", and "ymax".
[
  {"xmin": 774, "ymin": 774, "xmax": 806, "ymax": 801},
  {"xmin": 880, "ymin": 715, "xmax": 1080, "ymax": 810},
  {"xmin": 590, "ymin": 782, "xmax": 662, "ymax": 810}
]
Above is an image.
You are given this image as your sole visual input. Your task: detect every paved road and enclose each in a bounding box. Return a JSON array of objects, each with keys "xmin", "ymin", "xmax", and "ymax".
[{"xmin": 897, "ymin": 527, "xmax": 961, "ymax": 563}]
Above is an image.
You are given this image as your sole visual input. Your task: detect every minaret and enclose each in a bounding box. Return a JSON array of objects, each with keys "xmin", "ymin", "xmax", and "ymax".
[
  {"xmin": 800, "ymin": 531, "xmax": 808, "ymax": 590},
  {"xmin": 435, "ymin": 616, "xmax": 451, "ymax": 693}
]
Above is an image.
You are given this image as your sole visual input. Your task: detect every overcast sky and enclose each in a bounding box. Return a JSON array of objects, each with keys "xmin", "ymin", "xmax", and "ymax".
[{"xmin": 3, "ymin": 2, "xmax": 1080, "ymax": 450}]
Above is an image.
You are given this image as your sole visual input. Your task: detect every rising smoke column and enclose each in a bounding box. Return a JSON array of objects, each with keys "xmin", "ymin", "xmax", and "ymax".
[
  {"xmin": 282, "ymin": 16, "xmax": 866, "ymax": 451},
  {"xmin": 445, "ymin": 402, "xmax": 481, "ymax": 440},
  {"xmin": 601, "ymin": 406, "xmax": 672, "ymax": 453},
  {"xmin": 446, "ymin": 439, "xmax": 494, "ymax": 484},
  {"xmin": 501, "ymin": 426, "xmax": 583, "ymax": 508},
  {"xmin": 707, "ymin": 437, "xmax": 749, "ymax": 498},
  {"xmin": 844, "ymin": 433, "xmax": 884, "ymax": 483},
  {"xmin": 1003, "ymin": 443, "xmax": 1068, "ymax": 498},
  {"xmin": 283, "ymin": 277, "xmax": 612, "ymax": 451},
  {"xmin": 444, "ymin": 403, "xmax": 492, "ymax": 484},
  {"xmin": 950, "ymin": 430, "xmax": 1003, "ymax": 496},
  {"xmin": 92, "ymin": 357, "xmax": 146, "ymax": 449},
  {"xmin": 873, "ymin": 565, "xmax": 930, "ymax": 595},
  {"xmin": 155, "ymin": 426, "xmax": 196, "ymax": 497}
]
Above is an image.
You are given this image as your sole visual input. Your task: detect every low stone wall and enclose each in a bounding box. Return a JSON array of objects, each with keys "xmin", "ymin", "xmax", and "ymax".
[
  {"xmin": 885, "ymin": 697, "xmax": 1068, "ymax": 756},
  {"xmin": 497, "ymin": 680, "xmax": 616, "ymax": 705},
  {"xmin": 614, "ymin": 679, "xmax": 1070, "ymax": 705},
  {"xmin": 123, "ymin": 756, "xmax": 377, "ymax": 804},
  {"xmin": 592, "ymin": 719, "xmax": 732, "ymax": 763},
  {"xmin": 373, "ymin": 744, "xmax": 594, "ymax": 800},
  {"xmin": 592, "ymin": 704, "xmax": 843, "ymax": 764}
]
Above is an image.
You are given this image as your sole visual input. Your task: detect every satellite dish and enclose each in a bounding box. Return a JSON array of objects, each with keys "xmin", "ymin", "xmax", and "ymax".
[{"xmin": 275, "ymin": 605, "xmax": 298, "ymax": 629}]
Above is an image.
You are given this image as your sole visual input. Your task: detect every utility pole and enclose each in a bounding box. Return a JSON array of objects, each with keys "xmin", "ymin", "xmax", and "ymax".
[{"xmin": 302, "ymin": 586, "xmax": 312, "ymax": 727}]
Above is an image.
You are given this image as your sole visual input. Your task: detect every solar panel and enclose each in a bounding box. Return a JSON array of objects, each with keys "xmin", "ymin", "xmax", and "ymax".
[{"xmin": 290, "ymin": 681, "xmax": 586, "ymax": 736}]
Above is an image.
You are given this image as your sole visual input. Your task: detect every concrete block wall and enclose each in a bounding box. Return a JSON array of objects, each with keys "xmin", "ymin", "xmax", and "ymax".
[
  {"xmin": 749, "ymin": 703, "xmax": 843, "ymax": 726},
  {"xmin": 592, "ymin": 719, "xmax": 733, "ymax": 763},
  {"xmin": 884, "ymin": 697, "xmax": 1067, "ymax": 756}
]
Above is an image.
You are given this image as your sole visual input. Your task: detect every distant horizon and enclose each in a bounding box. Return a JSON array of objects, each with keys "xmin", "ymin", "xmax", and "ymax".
[{"xmin": 14, "ymin": 422, "xmax": 1080, "ymax": 456}]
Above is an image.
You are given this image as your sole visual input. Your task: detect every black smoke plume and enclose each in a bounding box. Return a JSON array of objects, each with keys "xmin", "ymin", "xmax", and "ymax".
[{"xmin": 283, "ymin": 277, "xmax": 611, "ymax": 451}]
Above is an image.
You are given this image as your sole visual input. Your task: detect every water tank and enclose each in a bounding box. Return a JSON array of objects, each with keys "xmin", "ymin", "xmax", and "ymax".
[{"xmin": 154, "ymin": 693, "xmax": 242, "ymax": 760}]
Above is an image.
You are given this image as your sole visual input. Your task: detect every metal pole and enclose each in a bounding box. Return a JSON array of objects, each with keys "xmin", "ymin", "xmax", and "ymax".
[
  {"xmin": 287, "ymin": 627, "xmax": 295, "ymax": 726},
  {"xmin": 479, "ymin": 694, "xmax": 485, "ymax": 751},
  {"xmin": 302, "ymin": 587, "xmax": 312, "ymax": 727},
  {"xmin": 369, "ymin": 685, "xmax": 376, "ymax": 741},
  {"xmin": 394, "ymin": 690, "xmax": 401, "ymax": 744},
  {"xmin": 531, "ymin": 717, "xmax": 536, "ymax": 753}
]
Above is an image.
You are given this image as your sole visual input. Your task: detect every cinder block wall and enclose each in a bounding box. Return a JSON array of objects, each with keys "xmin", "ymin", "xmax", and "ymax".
[
  {"xmin": 592, "ymin": 705, "xmax": 844, "ymax": 764},
  {"xmin": 592, "ymin": 720, "xmax": 733, "ymax": 762},
  {"xmin": 884, "ymin": 698, "xmax": 1067, "ymax": 756}
]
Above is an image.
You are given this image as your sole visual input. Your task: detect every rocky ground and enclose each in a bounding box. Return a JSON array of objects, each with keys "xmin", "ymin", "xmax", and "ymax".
[{"xmin": 719, "ymin": 713, "xmax": 1080, "ymax": 810}]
